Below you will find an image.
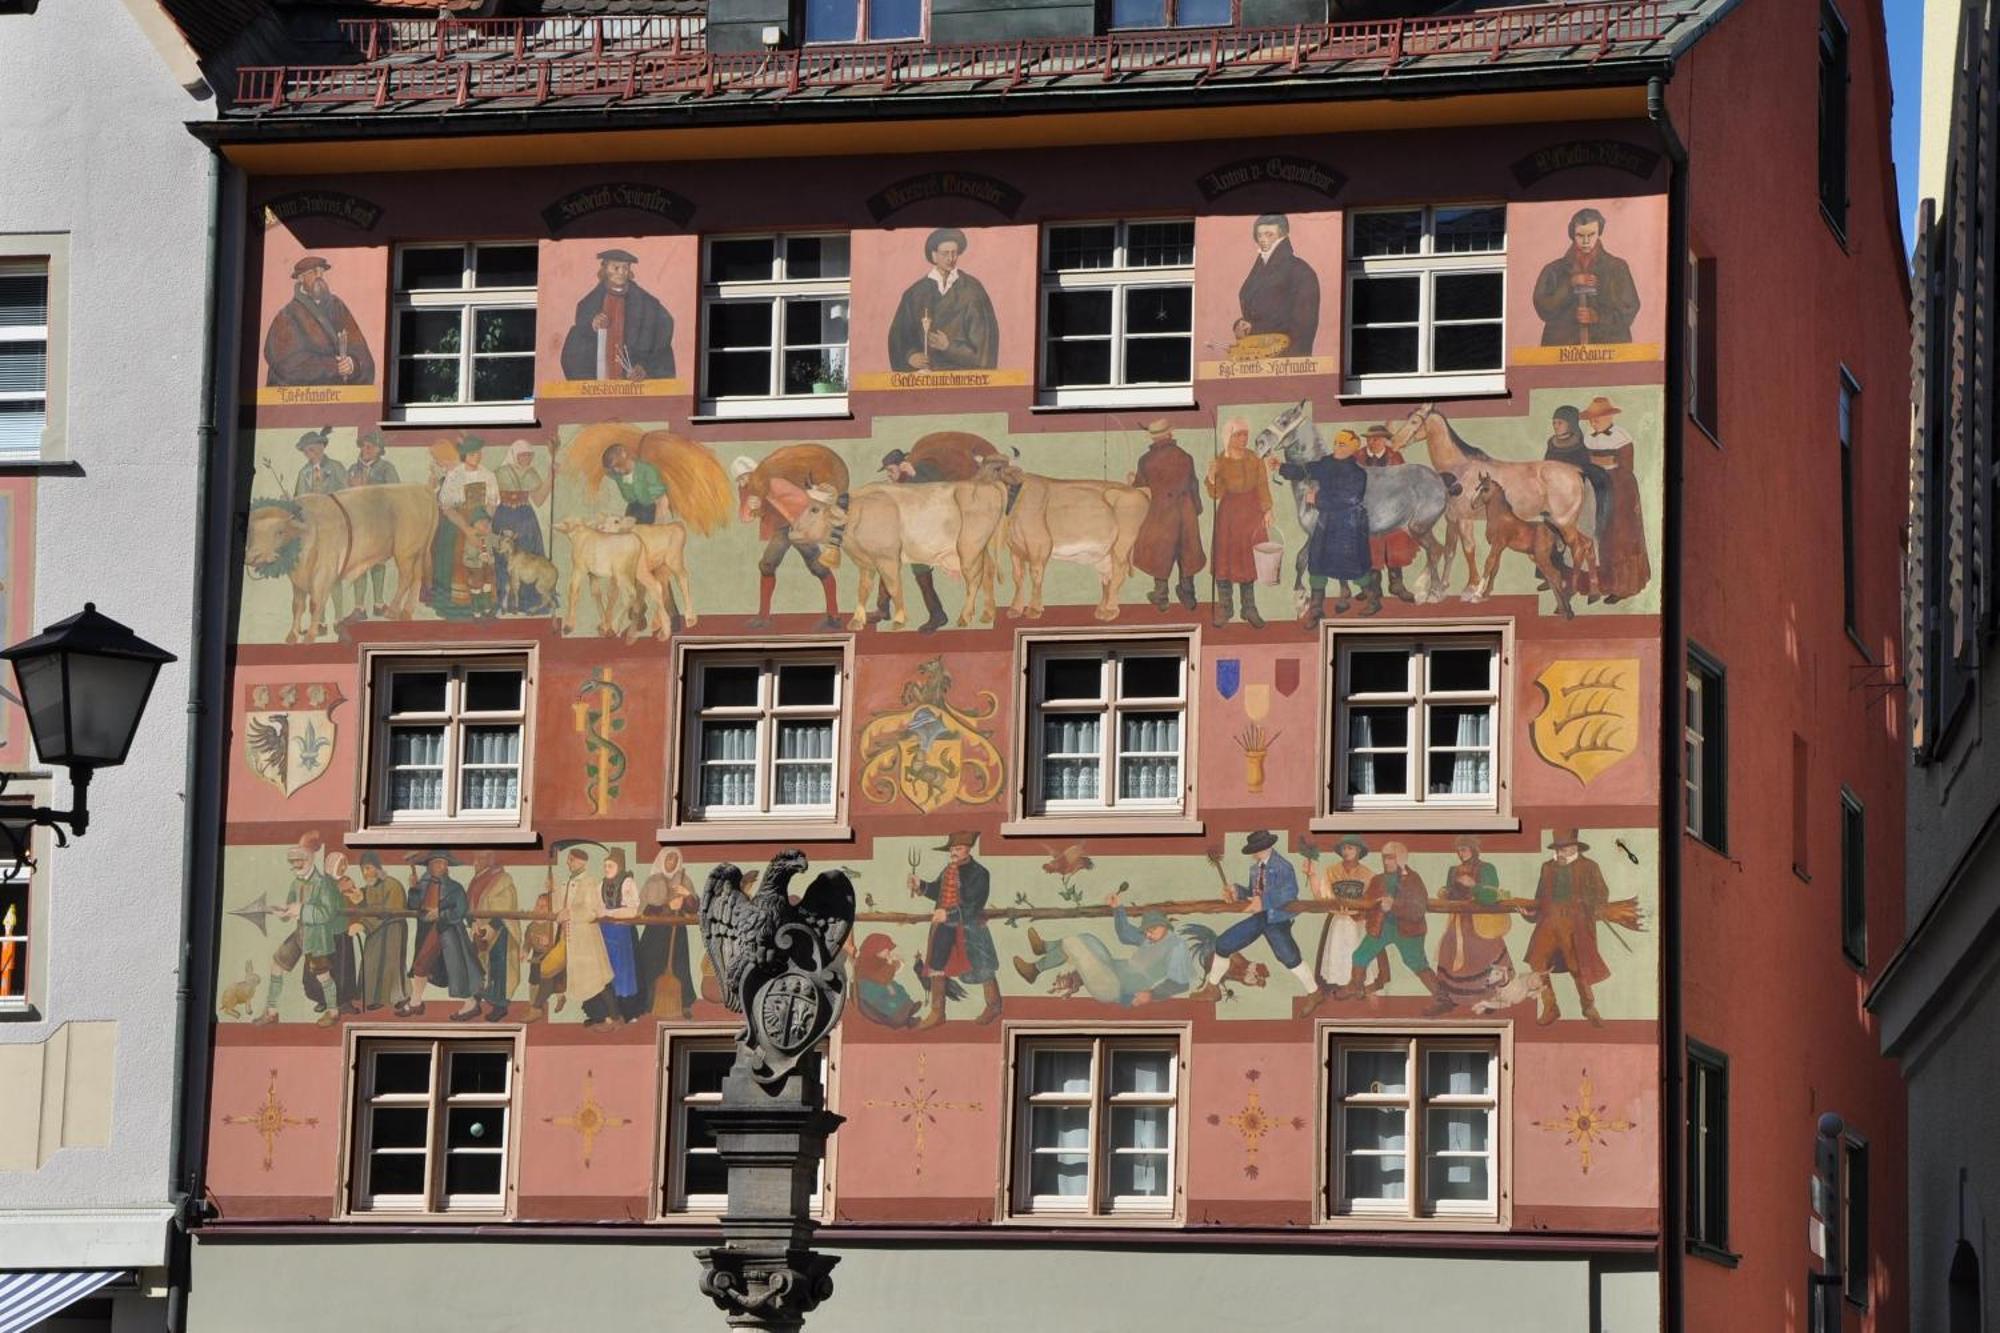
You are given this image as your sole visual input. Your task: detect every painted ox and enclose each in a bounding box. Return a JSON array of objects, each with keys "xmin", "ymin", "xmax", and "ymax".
[
  {"xmin": 789, "ymin": 477, "xmax": 1008, "ymax": 632},
  {"xmin": 244, "ymin": 484, "xmax": 438, "ymax": 643},
  {"xmin": 553, "ymin": 518, "xmax": 696, "ymax": 641},
  {"xmin": 999, "ymin": 469, "xmax": 1151, "ymax": 622}
]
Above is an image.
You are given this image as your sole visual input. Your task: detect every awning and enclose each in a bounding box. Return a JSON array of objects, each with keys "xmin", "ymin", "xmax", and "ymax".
[{"xmin": 0, "ymin": 1270, "xmax": 120, "ymax": 1332}]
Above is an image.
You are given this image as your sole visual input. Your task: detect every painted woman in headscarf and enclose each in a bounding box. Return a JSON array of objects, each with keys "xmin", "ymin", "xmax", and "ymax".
[
  {"xmin": 491, "ymin": 438, "xmax": 553, "ymax": 614},
  {"xmin": 632, "ymin": 847, "xmax": 697, "ymax": 1020},
  {"xmin": 431, "ymin": 436, "xmax": 500, "ymax": 617},
  {"xmin": 1432, "ymin": 836, "xmax": 1515, "ymax": 1010},
  {"xmin": 595, "ymin": 849, "xmax": 641, "ymax": 1026}
]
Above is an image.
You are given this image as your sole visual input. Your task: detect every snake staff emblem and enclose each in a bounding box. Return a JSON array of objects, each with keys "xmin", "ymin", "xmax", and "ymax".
[
  {"xmin": 698, "ymin": 850, "xmax": 856, "ymax": 1090},
  {"xmin": 856, "ymin": 656, "xmax": 1004, "ymax": 815},
  {"xmin": 572, "ymin": 667, "xmax": 627, "ymax": 814}
]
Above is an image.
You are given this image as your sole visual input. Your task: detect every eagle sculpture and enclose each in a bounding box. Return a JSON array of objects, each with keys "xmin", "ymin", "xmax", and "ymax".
[{"xmin": 698, "ymin": 849, "xmax": 855, "ymax": 1089}]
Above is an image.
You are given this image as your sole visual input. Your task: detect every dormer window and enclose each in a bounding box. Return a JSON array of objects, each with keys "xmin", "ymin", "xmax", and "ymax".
[
  {"xmin": 1106, "ymin": 0, "xmax": 1233, "ymax": 29},
  {"xmin": 803, "ymin": 0, "xmax": 922, "ymax": 43}
]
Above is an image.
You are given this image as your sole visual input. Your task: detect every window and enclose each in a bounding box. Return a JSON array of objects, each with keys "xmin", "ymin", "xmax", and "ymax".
[
  {"xmin": 1105, "ymin": 0, "xmax": 1232, "ymax": 28},
  {"xmin": 1344, "ymin": 205, "xmax": 1505, "ymax": 395},
  {"xmin": 1839, "ymin": 370, "xmax": 1860, "ymax": 635},
  {"xmin": 1841, "ymin": 1134, "xmax": 1869, "ymax": 1307},
  {"xmin": 1687, "ymin": 1040, "xmax": 1729, "ymax": 1255},
  {"xmin": 1326, "ymin": 1031, "xmax": 1502, "ymax": 1223},
  {"xmin": 1818, "ymin": 1, "xmax": 1850, "ymax": 235},
  {"xmin": 1687, "ymin": 250, "xmax": 1719, "ymax": 434},
  {"xmin": 391, "ymin": 243, "xmax": 538, "ymax": 420},
  {"xmin": 1009, "ymin": 1033, "xmax": 1181, "ymax": 1219},
  {"xmin": 367, "ymin": 655, "xmax": 529, "ymax": 830},
  {"xmin": 0, "ymin": 263, "xmax": 49, "ymax": 461},
  {"xmin": 1791, "ymin": 734, "xmax": 1810, "ymax": 879},
  {"xmin": 1026, "ymin": 641, "xmax": 1189, "ymax": 818},
  {"xmin": 1040, "ymin": 220, "xmax": 1194, "ymax": 405},
  {"xmin": 347, "ymin": 1036, "xmax": 516, "ymax": 1216},
  {"xmin": 677, "ymin": 652, "xmax": 844, "ymax": 825},
  {"xmin": 662, "ymin": 1034, "xmax": 827, "ymax": 1215},
  {"xmin": 802, "ymin": 0, "xmax": 921, "ymax": 41},
  {"xmin": 0, "ymin": 857, "xmax": 29, "ymax": 1013},
  {"xmin": 701, "ymin": 234, "xmax": 849, "ymax": 415},
  {"xmin": 1330, "ymin": 634, "xmax": 1501, "ymax": 814},
  {"xmin": 1686, "ymin": 648, "xmax": 1727, "ymax": 850},
  {"xmin": 1840, "ymin": 789, "xmax": 1866, "ymax": 966}
]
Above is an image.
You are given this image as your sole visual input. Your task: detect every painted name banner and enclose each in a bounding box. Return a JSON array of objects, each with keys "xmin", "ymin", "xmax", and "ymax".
[
  {"xmin": 851, "ymin": 368, "xmax": 1031, "ymax": 392},
  {"xmin": 542, "ymin": 183, "xmax": 696, "ymax": 232},
  {"xmin": 1510, "ymin": 342, "xmax": 1663, "ymax": 367},
  {"xmin": 865, "ymin": 172, "xmax": 1025, "ymax": 222},
  {"xmin": 1196, "ymin": 156, "xmax": 1346, "ymax": 202},
  {"xmin": 1199, "ymin": 355, "xmax": 1339, "ymax": 381},
  {"xmin": 253, "ymin": 385, "xmax": 378, "ymax": 407},
  {"xmin": 1511, "ymin": 140, "xmax": 1662, "ymax": 187},
  {"xmin": 262, "ymin": 190, "xmax": 383, "ymax": 232},
  {"xmin": 538, "ymin": 376, "xmax": 687, "ymax": 399}
]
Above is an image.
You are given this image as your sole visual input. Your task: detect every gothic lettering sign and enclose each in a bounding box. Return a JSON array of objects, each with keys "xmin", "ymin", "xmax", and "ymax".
[
  {"xmin": 262, "ymin": 190, "xmax": 383, "ymax": 232},
  {"xmin": 865, "ymin": 172, "xmax": 1025, "ymax": 222},
  {"xmin": 542, "ymin": 182, "xmax": 697, "ymax": 233},
  {"xmin": 1196, "ymin": 156, "xmax": 1346, "ymax": 202},
  {"xmin": 1510, "ymin": 140, "xmax": 1662, "ymax": 187}
]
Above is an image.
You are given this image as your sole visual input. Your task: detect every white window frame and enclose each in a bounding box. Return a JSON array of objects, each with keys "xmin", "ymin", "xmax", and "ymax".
[
  {"xmin": 1038, "ymin": 219, "xmax": 1196, "ymax": 408},
  {"xmin": 670, "ymin": 646, "xmax": 849, "ymax": 837},
  {"xmin": 1685, "ymin": 647, "xmax": 1726, "ymax": 850},
  {"xmin": 1320, "ymin": 1025, "xmax": 1508, "ymax": 1228},
  {"xmin": 389, "ymin": 241, "xmax": 539, "ymax": 425},
  {"xmin": 698, "ymin": 232, "xmax": 851, "ymax": 419},
  {"xmin": 343, "ymin": 1032, "xmax": 519, "ymax": 1219},
  {"xmin": 0, "ymin": 850, "xmax": 36, "ymax": 1017},
  {"xmin": 1320, "ymin": 626, "xmax": 1509, "ymax": 829},
  {"xmin": 1342, "ymin": 204, "xmax": 1506, "ymax": 398},
  {"xmin": 1687, "ymin": 1039, "xmax": 1730, "ymax": 1254},
  {"xmin": 0, "ymin": 235, "xmax": 66, "ymax": 462},
  {"xmin": 1005, "ymin": 1028, "xmax": 1186, "ymax": 1223},
  {"xmin": 658, "ymin": 1029, "xmax": 830, "ymax": 1219},
  {"xmin": 801, "ymin": 0, "xmax": 928, "ymax": 44},
  {"xmin": 361, "ymin": 649, "xmax": 534, "ymax": 836},
  {"xmin": 1025, "ymin": 639, "xmax": 1190, "ymax": 818}
]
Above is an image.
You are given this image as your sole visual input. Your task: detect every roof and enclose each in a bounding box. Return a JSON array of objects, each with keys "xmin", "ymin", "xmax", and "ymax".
[{"xmin": 212, "ymin": 0, "xmax": 1738, "ymax": 129}]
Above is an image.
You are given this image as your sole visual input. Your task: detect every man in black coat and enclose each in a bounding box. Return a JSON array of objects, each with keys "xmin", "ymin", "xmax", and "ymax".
[
  {"xmin": 559, "ymin": 249, "xmax": 676, "ymax": 381},
  {"xmin": 1232, "ymin": 214, "xmax": 1321, "ymax": 357}
]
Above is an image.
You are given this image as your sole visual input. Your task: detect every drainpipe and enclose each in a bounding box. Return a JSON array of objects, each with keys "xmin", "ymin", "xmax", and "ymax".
[
  {"xmin": 164, "ymin": 141, "xmax": 241, "ymax": 1333},
  {"xmin": 1647, "ymin": 72, "xmax": 1690, "ymax": 1333}
]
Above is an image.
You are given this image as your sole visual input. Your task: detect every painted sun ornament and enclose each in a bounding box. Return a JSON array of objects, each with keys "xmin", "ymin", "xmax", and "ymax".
[{"xmin": 1532, "ymin": 1068, "xmax": 1635, "ymax": 1174}]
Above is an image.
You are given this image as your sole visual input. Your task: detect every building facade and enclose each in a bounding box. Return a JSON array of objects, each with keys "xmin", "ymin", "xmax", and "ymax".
[
  {"xmin": 1877, "ymin": 0, "xmax": 2000, "ymax": 1329},
  {"xmin": 171, "ymin": 0, "xmax": 1907, "ymax": 1329},
  {"xmin": 0, "ymin": 1, "xmax": 216, "ymax": 1328}
]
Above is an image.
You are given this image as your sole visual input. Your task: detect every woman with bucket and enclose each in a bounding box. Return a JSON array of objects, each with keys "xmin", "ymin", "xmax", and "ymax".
[{"xmin": 1205, "ymin": 417, "xmax": 1281, "ymax": 628}]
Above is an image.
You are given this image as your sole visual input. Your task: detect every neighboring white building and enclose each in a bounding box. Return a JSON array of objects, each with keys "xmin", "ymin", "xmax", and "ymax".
[{"xmin": 0, "ymin": 1, "xmax": 217, "ymax": 1328}]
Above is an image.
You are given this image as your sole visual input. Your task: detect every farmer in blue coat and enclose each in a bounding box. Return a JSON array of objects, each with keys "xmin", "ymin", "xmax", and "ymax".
[
  {"xmin": 1279, "ymin": 428, "xmax": 1381, "ymax": 625},
  {"xmin": 1192, "ymin": 830, "xmax": 1322, "ymax": 1001}
]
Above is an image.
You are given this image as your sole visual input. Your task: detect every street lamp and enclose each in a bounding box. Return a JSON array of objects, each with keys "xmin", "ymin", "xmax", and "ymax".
[{"xmin": 0, "ymin": 602, "xmax": 176, "ymax": 858}]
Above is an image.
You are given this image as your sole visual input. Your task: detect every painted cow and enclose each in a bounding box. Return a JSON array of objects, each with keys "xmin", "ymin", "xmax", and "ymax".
[
  {"xmin": 244, "ymin": 484, "xmax": 438, "ymax": 643},
  {"xmin": 553, "ymin": 517, "xmax": 694, "ymax": 641},
  {"xmin": 791, "ymin": 477, "xmax": 1008, "ymax": 631},
  {"xmin": 999, "ymin": 469, "xmax": 1151, "ymax": 622}
]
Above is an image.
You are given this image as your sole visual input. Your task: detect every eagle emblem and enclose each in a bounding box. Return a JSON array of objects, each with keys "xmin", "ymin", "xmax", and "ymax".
[{"xmin": 697, "ymin": 850, "xmax": 855, "ymax": 1090}]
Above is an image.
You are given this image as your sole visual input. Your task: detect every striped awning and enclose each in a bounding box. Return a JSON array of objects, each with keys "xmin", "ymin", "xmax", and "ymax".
[{"xmin": 0, "ymin": 1270, "xmax": 120, "ymax": 1332}]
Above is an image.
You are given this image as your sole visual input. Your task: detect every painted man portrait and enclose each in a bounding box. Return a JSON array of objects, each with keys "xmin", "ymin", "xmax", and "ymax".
[
  {"xmin": 559, "ymin": 248, "xmax": 676, "ymax": 381},
  {"xmin": 1531, "ymin": 207, "xmax": 1642, "ymax": 346},
  {"xmin": 1232, "ymin": 213, "xmax": 1321, "ymax": 357},
  {"xmin": 887, "ymin": 227, "xmax": 1000, "ymax": 372},
  {"xmin": 264, "ymin": 256, "xmax": 375, "ymax": 387}
]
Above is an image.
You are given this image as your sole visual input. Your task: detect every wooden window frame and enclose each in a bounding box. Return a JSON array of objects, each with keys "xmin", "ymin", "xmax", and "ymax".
[
  {"xmin": 1686, "ymin": 1038, "xmax": 1733, "ymax": 1261},
  {"xmin": 352, "ymin": 645, "xmax": 538, "ymax": 847},
  {"xmin": 1685, "ymin": 645, "xmax": 1728, "ymax": 853},
  {"xmin": 1817, "ymin": 0, "xmax": 1851, "ymax": 240},
  {"xmin": 1001, "ymin": 1024, "xmax": 1188, "ymax": 1224},
  {"xmin": 1839, "ymin": 788, "xmax": 1867, "ymax": 967},
  {"xmin": 339, "ymin": 1028, "xmax": 522, "ymax": 1221},
  {"xmin": 1342, "ymin": 204, "xmax": 1507, "ymax": 399},
  {"xmin": 1037, "ymin": 218, "xmax": 1196, "ymax": 408},
  {"xmin": 1687, "ymin": 247, "xmax": 1720, "ymax": 440},
  {"xmin": 662, "ymin": 636, "xmax": 854, "ymax": 844},
  {"xmin": 1316, "ymin": 1020, "xmax": 1512, "ymax": 1230},
  {"xmin": 389, "ymin": 241, "xmax": 539, "ymax": 425},
  {"xmin": 1312, "ymin": 621, "xmax": 1517, "ymax": 834},
  {"xmin": 1838, "ymin": 367, "xmax": 1861, "ymax": 642},
  {"xmin": 0, "ymin": 233, "xmax": 68, "ymax": 462},
  {"xmin": 655, "ymin": 1027, "xmax": 834, "ymax": 1220},
  {"xmin": 697, "ymin": 232, "xmax": 851, "ymax": 419}
]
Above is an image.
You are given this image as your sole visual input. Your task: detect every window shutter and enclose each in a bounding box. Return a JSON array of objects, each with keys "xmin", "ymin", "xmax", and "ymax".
[{"xmin": 1909, "ymin": 201, "xmax": 1934, "ymax": 752}]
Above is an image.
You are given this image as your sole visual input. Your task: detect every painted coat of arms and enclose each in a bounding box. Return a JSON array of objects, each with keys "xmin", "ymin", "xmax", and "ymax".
[
  {"xmin": 1529, "ymin": 659, "xmax": 1640, "ymax": 785},
  {"xmin": 856, "ymin": 657, "xmax": 1003, "ymax": 814},
  {"xmin": 243, "ymin": 681, "xmax": 345, "ymax": 797}
]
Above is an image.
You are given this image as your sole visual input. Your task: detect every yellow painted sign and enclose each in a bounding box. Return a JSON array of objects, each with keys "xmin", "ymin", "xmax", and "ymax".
[
  {"xmin": 1529, "ymin": 658, "xmax": 1641, "ymax": 785},
  {"xmin": 1509, "ymin": 341, "xmax": 1662, "ymax": 367}
]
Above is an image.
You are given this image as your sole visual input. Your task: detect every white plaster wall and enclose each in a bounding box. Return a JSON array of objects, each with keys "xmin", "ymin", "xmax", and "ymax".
[{"xmin": 0, "ymin": 0, "xmax": 211, "ymax": 1261}]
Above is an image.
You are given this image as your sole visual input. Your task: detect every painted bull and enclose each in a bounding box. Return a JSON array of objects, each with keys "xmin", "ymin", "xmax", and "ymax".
[
  {"xmin": 999, "ymin": 468, "xmax": 1151, "ymax": 622},
  {"xmin": 245, "ymin": 485, "xmax": 438, "ymax": 643},
  {"xmin": 790, "ymin": 477, "xmax": 1009, "ymax": 632},
  {"xmin": 553, "ymin": 517, "xmax": 695, "ymax": 641}
]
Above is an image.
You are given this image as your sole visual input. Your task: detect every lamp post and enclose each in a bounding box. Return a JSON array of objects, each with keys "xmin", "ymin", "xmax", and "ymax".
[{"xmin": 0, "ymin": 602, "xmax": 176, "ymax": 861}]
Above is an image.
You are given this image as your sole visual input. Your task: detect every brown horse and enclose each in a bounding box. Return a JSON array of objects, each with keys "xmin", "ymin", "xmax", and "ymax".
[{"xmin": 1470, "ymin": 474, "xmax": 1575, "ymax": 618}]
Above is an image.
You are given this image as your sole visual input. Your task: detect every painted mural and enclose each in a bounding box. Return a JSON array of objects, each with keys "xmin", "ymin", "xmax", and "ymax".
[{"xmin": 212, "ymin": 131, "xmax": 1670, "ymax": 1232}]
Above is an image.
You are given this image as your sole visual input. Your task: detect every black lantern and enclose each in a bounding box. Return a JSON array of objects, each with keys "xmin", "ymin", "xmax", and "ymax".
[{"xmin": 0, "ymin": 603, "xmax": 176, "ymax": 849}]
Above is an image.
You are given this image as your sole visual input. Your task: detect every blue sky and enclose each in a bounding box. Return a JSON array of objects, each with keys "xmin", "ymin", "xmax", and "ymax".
[{"xmin": 1886, "ymin": 0, "xmax": 1923, "ymax": 232}]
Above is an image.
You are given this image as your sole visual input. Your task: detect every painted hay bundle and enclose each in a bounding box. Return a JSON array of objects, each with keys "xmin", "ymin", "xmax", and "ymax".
[{"xmin": 563, "ymin": 423, "xmax": 733, "ymax": 536}]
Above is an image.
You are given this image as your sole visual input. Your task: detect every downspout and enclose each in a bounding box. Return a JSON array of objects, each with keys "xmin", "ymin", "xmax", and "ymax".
[
  {"xmin": 1647, "ymin": 73, "xmax": 1690, "ymax": 1333},
  {"xmin": 165, "ymin": 142, "xmax": 240, "ymax": 1333}
]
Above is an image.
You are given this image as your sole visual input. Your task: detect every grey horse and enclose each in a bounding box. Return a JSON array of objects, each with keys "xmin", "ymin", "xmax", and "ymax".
[{"xmin": 1252, "ymin": 400, "xmax": 1451, "ymax": 605}]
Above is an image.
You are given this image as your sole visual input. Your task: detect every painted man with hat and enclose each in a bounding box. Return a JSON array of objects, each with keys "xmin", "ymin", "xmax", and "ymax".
[
  {"xmin": 1013, "ymin": 888, "xmax": 1197, "ymax": 1006},
  {"xmin": 353, "ymin": 850, "xmax": 410, "ymax": 1012},
  {"xmin": 732, "ymin": 447, "xmax": 848, "ymax": 630},
  {"xmin": 1575, "ymin": 396, "xmax": 1650, "ymax": 601},
  {"xmin": 867, "ymin": 445, "xmax": 963, "ymax": 633},
  {"xmin": 888, "ymin": 228, "xmax": 1000, "ymax": 372},
  {"xmin": 1278, "ymin": 428, "xmax": 1380, "ymax": 624},
  {"xmin": 400, "ymin": 850, "xmax": 480, "ymax": 1019},
  {"xmin": 1358, "ymin": 423, "xmax": 1418, "ymax": 602},
  {"xmin": 265, "ymin": 255, "xmax": 375, "ymax": 387},
  {"xmin": 343, "ymin": 429, "xmax": 404, "ymax": 612},
  {"xmin": 255, "ymin": 831, "xmax": 346, "ymax": 1026},
  {"xmin": 1195, "ymin": 830, "xmax": 1320, "ymax": 1001},
  {"xmin": 561, "ymin": 248, "xmax": 675, "ymax": 381},
  {"xmin": 1523, "ymin": 829, "xmax": 1612, "ymax": 1025},
  {"xmin": 1531, "ymin": 206, "xmax": 1641, "ymax": 346},
  {"xmin": 1339, "ymin": 840, "xmax": 1452, "ymax": 1012},
  {"xmin": 908, "ymin": 831, "xmax": 999, "ymax": 1027},
  {"xmin": 292, "ymin": 427, "xmax": 347, "ymax": 498},
  {"xmin": 1129, "ymin": 420, "xmax": 1206, "ymax": 613}
]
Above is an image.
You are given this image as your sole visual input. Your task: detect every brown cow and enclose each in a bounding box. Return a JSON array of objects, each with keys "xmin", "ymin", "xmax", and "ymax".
[
  {"xmin": 998, "ymin": 468, "xmax": 1151, "ymax": 622},
  {"xmin": 245, "ymin": 484, "xmax": 438, "ymax": 643},
  {"xmin": 790, "ymin": 476, "xmax": 1008, "ymax": 631}
]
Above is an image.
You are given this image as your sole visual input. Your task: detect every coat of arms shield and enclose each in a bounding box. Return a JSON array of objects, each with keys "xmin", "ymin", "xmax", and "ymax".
[
  {"xmin": 243, "ymin": 681, "xmax": 345, "ymax": 798},
  {"xmin": 1529, "ymin": 659, "xmax": 1641, "ymax": 785}
]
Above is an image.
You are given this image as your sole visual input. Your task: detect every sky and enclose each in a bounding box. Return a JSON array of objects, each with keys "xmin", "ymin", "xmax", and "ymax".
[{"xmin": 1885, "ymin": 0, "xmax": 1923, "ymax": 234}]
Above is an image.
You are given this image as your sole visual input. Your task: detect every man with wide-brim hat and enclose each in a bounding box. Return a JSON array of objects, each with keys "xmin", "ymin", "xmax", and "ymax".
[
  {"xmin": 1129, "ymin": 419, "xmax": 1207, "ymax": 614},
  {"xmin": 264, "ymin": 254, "xmax": 375, "ymax": 387},
  {"xmin": 1192, "ymin": 830, "xmax": 1319, "ymax": 1002},
  {"xmin": 909, "ymin": 832, "xmax": 999, "ymax": 1026},
  {"xmin": 399, "ymin": 849, "xmax": 479, "ymax": 1019},
  {"xmin": 1523, "ymin": 828, "xmax": 1612, "ymax": 1025},
  {"xmin": 1014, "ymin": 887, "xmax": 1196, "ymax": 1005},
  {"xmin": 1278, "ymin": 427, "xmax": 1381, "ymax": 626}
]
